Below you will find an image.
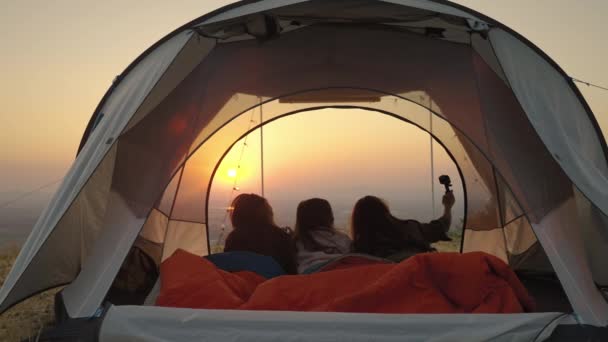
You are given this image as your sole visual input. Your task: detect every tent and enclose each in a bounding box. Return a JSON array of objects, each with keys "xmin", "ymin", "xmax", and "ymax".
[{"xmin": 2, "ymin": 0, "xmax": 608, "ymax": 340}]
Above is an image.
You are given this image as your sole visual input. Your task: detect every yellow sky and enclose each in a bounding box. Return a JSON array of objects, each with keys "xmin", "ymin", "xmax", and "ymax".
[{"xmin": 1, "ymin": 0, "xmax": 607, "ymax": 194}]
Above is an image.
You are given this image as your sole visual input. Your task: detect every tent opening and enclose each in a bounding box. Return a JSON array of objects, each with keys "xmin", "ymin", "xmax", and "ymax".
[
  {"xmin": 207, "ymin": 107, "xmax": 466, "ymax": 253},
  {"xmin": 105, "ymin": 95, "xmax": 572, "ymax": 314}
]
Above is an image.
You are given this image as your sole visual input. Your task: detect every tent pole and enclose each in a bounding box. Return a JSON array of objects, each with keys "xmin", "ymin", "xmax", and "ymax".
[
  {"xmin": 429, "ymin": 99, "xmax": 436, "ymax": 218},
  {"xmin": 260, "ymin": 100, "xmax": 265, "ymax": 197}
]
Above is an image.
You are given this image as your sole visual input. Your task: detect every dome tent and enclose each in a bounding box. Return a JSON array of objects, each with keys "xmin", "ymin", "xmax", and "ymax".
[{"xmin": 2, "ymin": 0, "xmax": 608, "ymax": 340}]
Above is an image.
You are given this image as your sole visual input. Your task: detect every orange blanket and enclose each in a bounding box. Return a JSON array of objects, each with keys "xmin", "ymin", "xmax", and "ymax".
[{"xmin": 156, "ymin": 249, "xmax": 535, "ymax": 313}]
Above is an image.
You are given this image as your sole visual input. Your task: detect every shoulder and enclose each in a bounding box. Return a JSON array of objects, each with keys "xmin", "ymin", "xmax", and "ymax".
[
  {"xmin": 225, "ymin": 229, "xmax": 238, "ymax": 241},
  {"xmin": 333, "ymin": 230, "xmax": 352, "ymax": 242},
  {"xmin": 310, "ymin": 228, "xmax": 348, "ymax": 240},
  {"xmin": 317, "ymin": 229, "xmax": 352, "ymax": 251},
  {"xmin": 311, "ymin": 229, "xmax": 334, "ymax": 238},
  {"xmin": 226, "ymin": 228, "xmax": 249, "ymax": 239},
  {"xmin": 332, "ymin": 231, "xmax": 353, "ymax": 252},
  {"xmin": 224, "ymin": 229, "xmax": 244, "ymax": 250}
]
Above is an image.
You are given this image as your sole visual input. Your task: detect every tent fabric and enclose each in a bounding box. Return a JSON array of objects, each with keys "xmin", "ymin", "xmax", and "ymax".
[
  {"xmin": 61, "ymin": 192, "xmax": 146, "ymax": 316},
  {"xmin": 0, "ymin": 145, "xmax": 119, "ymax": 314},
  {"xmin": 462, "ymin": 229, "xmax": 508, "ymax": 262},
  {"xmin": 21, "ymin": 31, "xmax": 215, "ymax": 317},
  {"xmin": 491, "ymin": 27, "xmax": 608, "ymax": 292},
  {"xmin": 0, "ymin": 31, "xmax": 192, "ymax": 314},
  {"xmin": 99, "ymin": 305, "xmax": 566, "ymax": 342},
  {"xmin": 116, "ymin": 23, "xmax": 517, "ymax": 227},
  {"xmin": 0, "ymin": 0, "xmax": 607, "ymax": 330},
  {"xmin": 471, "ymin": 33, "xmax": 508, "ymax": 85},
  {"xmin": 161, "ymin": 220, "xmax": 208, "ymax": 261},
  {"xmin": 197, "ymin": 0, "xmax": 484, "ymax": 27},
  {"xmin": 490, "ymin": 29, "xmax": 608, "ymax": 216},
  {"xmin": 532, "ymin": 196, "xmax": 608, "ymax": 326},
  {"xmin": 139, "ymin": 209, "xmax": 168, "ymax": 245},
  {"xmin": 573, "ymin": 188, "xmax": 608, "ymax": 286},
  {"xmin": 124, "ymin": 35, "xmax": 217, "ymax": 132},
  {"xmin": 172, "ymin": 87, "xmax": 542, "ymax": 261}
]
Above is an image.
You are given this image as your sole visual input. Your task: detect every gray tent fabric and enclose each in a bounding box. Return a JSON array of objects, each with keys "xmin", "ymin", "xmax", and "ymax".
[
  {"xmin": 1, "ymin": 0, "xmax": 607, "ymax": 336},
  {"xmin": 100, "ymin": 306, "xmax": 567, "ymax": 342},
  {"xmin": 0, "ymin": 30, "xmax": 193, "ymax": 314},
  {"xmin": 490, "ymin": 29, "xmax": 608, "ymax": 218}
]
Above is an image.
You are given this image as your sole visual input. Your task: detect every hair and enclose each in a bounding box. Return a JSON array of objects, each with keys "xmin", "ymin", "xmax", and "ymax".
[
  {"xmin": 351, "ymin": 196, "xmax": 429, "ymax": 257},
  {"xmin": 230, "ymin": 193, "xmax": 276, "ymax": 231},
  {"xmin": 294, "ymin": 198, "xmax": 339, "ymax": 253}
]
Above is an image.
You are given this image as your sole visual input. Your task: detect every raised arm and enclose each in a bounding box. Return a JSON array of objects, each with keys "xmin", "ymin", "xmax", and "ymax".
[{"xmin": 420, "ymin": 191, "xmax": 455, "ymax": 243}]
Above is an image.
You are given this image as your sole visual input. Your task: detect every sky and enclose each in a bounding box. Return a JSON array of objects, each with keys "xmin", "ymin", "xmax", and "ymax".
[{"xmin": 1, "ymin": 1, "xmax": 607, "ymax": 228}]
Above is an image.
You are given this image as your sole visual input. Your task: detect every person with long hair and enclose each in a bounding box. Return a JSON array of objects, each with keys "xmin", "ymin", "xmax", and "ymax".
[
  {"xmin": 293, "ymin": 198, "xmax": 352, "ymax": 273},
  {"xmin": 351, "ymin": 192, "xmax": 455, "ymax": 262},
  {"xmin": 224, "ymin": 193, "xmax": 297, "ymax": 274}
]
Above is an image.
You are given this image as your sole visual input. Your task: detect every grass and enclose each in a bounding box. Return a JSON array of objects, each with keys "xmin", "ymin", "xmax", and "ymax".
[{"xmin": 0, "ymin": 246, "xmax": 57, "ymax": 342}]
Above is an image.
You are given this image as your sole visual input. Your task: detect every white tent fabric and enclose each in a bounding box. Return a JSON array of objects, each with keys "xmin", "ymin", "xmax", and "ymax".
[
  {"xmin": 0, "ymin": 30, "xmax": 193, "ymax": 313},
  {"xmin": 60, "ymin": 192, "xmax": 145, "ymax": 316},
  {"xmin": 490, "ymin": 29, "xmax": 608, "ymax": 217},
  {"xmin": 100, "ymin": 306, "xmax": 567, "ymax": 342},
  {"xmin": 491, "ymin": 30, "xmax": 608, "ymax": 316},
  {"xmin": 532, "ymin": 194, "xmax": 608, "ymax": 326},
  {"xmin": 1, "ymin": 1, "xmax": 607, "ymax": 339}
]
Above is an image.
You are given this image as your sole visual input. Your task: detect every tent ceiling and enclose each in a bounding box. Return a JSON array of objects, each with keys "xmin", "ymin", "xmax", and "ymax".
[{"xmin": 197, "ymin": 0, "xmax": 478, "ymax": 43}]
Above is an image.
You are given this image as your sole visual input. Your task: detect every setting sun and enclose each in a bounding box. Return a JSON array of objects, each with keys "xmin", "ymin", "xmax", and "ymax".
[{"xmin": 227, "ymin": 168, "xmax": 237, "ymax": 178}]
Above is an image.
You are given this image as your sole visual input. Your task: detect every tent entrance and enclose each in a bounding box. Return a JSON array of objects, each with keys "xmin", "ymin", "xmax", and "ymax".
[
  {"xmin": 141, "ymin": 87, "xmax": 547, "ymax": 269},
  {"xmin": 102, "ymin": 88, "xmax": 573, "ymax": 313},
  {"xmin": 206, "ymin": 107, "xmax": 467, "ymax": 253}
]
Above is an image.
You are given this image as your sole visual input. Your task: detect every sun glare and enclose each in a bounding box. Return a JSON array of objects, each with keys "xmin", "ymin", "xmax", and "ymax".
[{"xmin": 227, "ymin": 168, "xmax": 237, "ymax": 178}]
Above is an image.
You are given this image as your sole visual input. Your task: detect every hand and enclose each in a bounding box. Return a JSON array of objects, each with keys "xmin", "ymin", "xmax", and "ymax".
[{"xmin": 442, "ymin": 191, "xmax": 455, "ymax": 209}]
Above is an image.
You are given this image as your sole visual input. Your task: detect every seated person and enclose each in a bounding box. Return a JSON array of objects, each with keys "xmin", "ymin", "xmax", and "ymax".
[
  {"xmin": 293, "ymin": 198, "xmax": 352, "ymax": 273},
  {"xmin": 351, "ymin": 191, "xmax": 455, "ymax": 262},
  {"xmin": 224, "ymin": 193, "xmax": 297, "ymax": 274}
]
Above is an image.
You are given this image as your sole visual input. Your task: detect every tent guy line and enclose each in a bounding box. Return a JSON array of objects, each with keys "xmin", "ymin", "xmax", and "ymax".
[
  {"xmin": 572, "ymin": 77, "xmax": 608, "ymax": 92},
  {"xmin": 0, "ymin": 177, "xmax": 63, "ymax": 210}
]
